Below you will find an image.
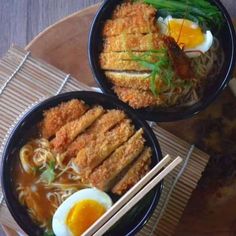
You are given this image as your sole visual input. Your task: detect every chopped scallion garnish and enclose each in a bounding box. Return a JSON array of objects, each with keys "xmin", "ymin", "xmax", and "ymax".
[
  {"xmin": 129, "ymin": 49, "xmax": 174, "ymax": 96},
  {"xmin": 40, "ymin": 160, "xmax": 56, "ymax": 184}
]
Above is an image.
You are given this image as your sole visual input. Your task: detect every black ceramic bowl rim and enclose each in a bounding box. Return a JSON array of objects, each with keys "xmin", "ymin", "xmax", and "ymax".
[
  {"xmin": 88, "ymin": 0, "xmax": 236, "ymax": 122},
  {"xmin": 1, "ymin": 91, "xmax": 162, "ymax": 236}
]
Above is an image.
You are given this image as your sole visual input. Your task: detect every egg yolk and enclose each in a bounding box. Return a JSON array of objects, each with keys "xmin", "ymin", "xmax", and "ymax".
[
  {"xmin": 168, "ymin": 19, "xmax": 204, "ymax": 49},
  {"xmin": 66, "ymin": 199, "xmax": 106, "ymax": 236}
]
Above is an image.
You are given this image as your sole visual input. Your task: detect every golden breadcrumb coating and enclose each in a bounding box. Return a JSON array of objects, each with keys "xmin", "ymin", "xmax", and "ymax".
[
  {"xmin": 114, "ymin": 86, "xmax": 164, "ymax": 109},
  {"xmin": 89, "ymin": 129, "xmax": 145, "ymax": 191},
  {"xmin": 40, "ymin": 99, "xmax": 88, "ymax": 139},
  {"xmin": 112, "ymin": 147, "xmax": 152, "ymax": 195},
  {"xmin": 103, "ymin": 15, "xmax": 157, "ymax": 37},
  {"xmin": 103, "ymin": 3, "xmax": 157, "ymax": 37},
  {"xmin": 100, "ymin": 52, "xmax": 155, "ymax": 71},
  {"xmin": 112, "ymin": 2, "xmax": 157, "ymax": 19},
  {"xmin": 51, "ymin": 106, "xmax": 104, "ymax": 153},
  {"xmin": 65, "ymin": 110, "xmax": 126, "ymax": 159},
  {"xmin": 105, "ymin": 71, "xmax": 167, "ymax": 91},
  {"xmin": 86, "ymin": 109, "xmax": 126, "ymax": 134},
  {"xmin": 103, "ymin": 33, "xmax": 163, "ymax": 52},
  {"xmin": 74, "ymin": 119, "xmax": 135, "ymax": 177},
  {"xmin": 63, "ymin": 133, "xmax": 96, "ymax": 164},
  {"xmin": 101, "ymin": 37, "xmax": 194, "ymax": 79}
]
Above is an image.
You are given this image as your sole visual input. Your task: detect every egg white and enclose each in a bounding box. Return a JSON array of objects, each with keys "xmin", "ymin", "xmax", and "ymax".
[
  {"xmin": 184, "ymin": 30, "xmax": 213, "ymax": 57},
  {"xmin": 52, "ymin": 188, "xmax": 113, "ymax": 236},
  {"xmin": 157, "ymin": 16, "xmax": 213, "ymax": 57}
]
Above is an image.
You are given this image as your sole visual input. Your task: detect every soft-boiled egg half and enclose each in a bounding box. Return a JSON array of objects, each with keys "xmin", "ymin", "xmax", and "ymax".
[
  {"xmin": 52, "ymin": 188, "xmax": 112, "ymax": 236},
  {"xmin": 157, "ymin": 16, "xmax": 213, "ymax": 57}
]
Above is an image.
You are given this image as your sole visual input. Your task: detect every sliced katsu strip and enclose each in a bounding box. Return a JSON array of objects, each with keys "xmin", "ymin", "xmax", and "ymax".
[
  {"xmin": 100, "ymin": 52, "xmax": 156, "ymax": 71},
  {"xmin": 112, "ymin": 147, "xmax": 152, "ymax": 195},
  {"xmin": 40, "ymin": 99, "xmax": 88, "ymax": 139},
  {"xmin": 112, "ymin": 2, "xmax": 157, "ymax": 19},
  {"xmin": 103, "ymin": 33, "xmax": 163, "ymax": 52},
  {"xmin": 163, "ymin": 36, "xmax": 195, "ymax": 80},
  {"xmin": 103, "ymin": 15, "xmax": 157, "ymax": 37},
  {"xmin": 63, "ymin": 133, "xmax": 95, "ymax": 164},
  {"xmin": 106, "ymin": 71, "xmax": 151, "ymax": 90},
  {"xmin": 51, "ymin": 106, "xmax": 104, "ymax": 153},
  {"xmin": 86, "ymin": 109, "xmax": 126, "ymax": 135},
  {"xmin": 105, "ymin": 71, "xmax": 167, "ymax": 91},
  {"xmin": 89, "ymin": 129, "xmax": 145, "ymax": 191},
  {"xmin": 114, "ymin": 86, "xmax": 164, "ymax": 109},
  {"xmin": 74, "ymin": 119, "xmax": 135, "ymax": 177},
  {"xmin": 65, "ymin": 110, "xmax": 126, "ymax": 159}
]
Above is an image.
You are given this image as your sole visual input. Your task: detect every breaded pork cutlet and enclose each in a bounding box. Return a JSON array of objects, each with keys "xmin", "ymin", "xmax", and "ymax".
[
  {"xmin": 74, "ymin": 119, "xmax": 135, "ymax": 178},
  {"xmin": 114, "ymin": 86, "xmax": 164, "ymax": 109},
  {"xmin": 103, "ymin": 15, "xmax": 157, "ymax": 37},
  {"xmin": 103, "ymin": 17, "xmax": 157, "ymax": 38},
  {"xmin": 103, "ymin": 33, "xmax": 163, "ymax": 52},
  {"xmin": 89, "ymin": 129, "xmax": 144, "ymax": 191},
  {"xmin": 65, "ymin": 110, "xmax": 126, "ymax": 159},
  {"xmin": 51, "ymin": 106, "xmax": 104, "ymax": 153},
  {"xmin": 100, "ymin": 52, "xmax": 156, "ymax": 71},
  {"xmin": 112, "ymin": 2, "xmax": 156, "ymax": 19},
  {"xmin": 106, "ymin": 72, "xmax": 151, "ymax": 90},
  {"xmin": 101, "ymin": 37, "xmax": 195, "ymax": 77},
  {"xmin": 112, "ymin": 147, "xmax": 152, "ymax": 195},
  {"xmin": 105, "ymin": 71, "xmax": 167, "ymax": 91},
  {"xmin": 103, "ymin": 3, "xmax": 157, "ymax": 37},
  {"xmin": 40, "ymin": 99, "xmax": 88, "ymax": 139}
]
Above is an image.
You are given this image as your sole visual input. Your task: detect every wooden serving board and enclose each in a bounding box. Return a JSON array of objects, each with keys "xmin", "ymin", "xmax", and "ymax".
[{"xmin": 25, "ymin": 4, "xmax": 236, "ymax": 236}]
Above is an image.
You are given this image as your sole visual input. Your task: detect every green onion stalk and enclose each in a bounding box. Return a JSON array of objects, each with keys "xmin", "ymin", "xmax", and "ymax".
[{"xmin": 129, "ymin": 49, "xmax": 174, "ymax": 96}]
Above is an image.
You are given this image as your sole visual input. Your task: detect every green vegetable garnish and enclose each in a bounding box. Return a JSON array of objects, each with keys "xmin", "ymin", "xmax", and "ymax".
[
  {"xmin": 129, "ymin": 49, "xmax": 174, "ymax": 95},
  {"xmin": 32, "ymin": 166, "xmax": 41, "ymax": 175},
  {"xmin": 140, "ymin": 0, "xmax": 223, "ymax": 30},
  {"xmin": 43, "ymin": 230, "xmax": 55, "ymax": 236},
  {"xmin": 40, "ymin": 160, "xmax": 56, "ymax": 184}
]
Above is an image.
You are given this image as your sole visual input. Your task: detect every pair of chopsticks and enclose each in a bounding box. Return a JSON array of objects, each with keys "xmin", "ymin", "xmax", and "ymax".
[{"xmin": 82, "ymin": 155, "xmax": 182, "ymax": 236}]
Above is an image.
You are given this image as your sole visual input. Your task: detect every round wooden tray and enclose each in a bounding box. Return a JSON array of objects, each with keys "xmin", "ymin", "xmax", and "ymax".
[{"xmin": 26, "ymin": 4, "xmax": 236, "ymax": 235}]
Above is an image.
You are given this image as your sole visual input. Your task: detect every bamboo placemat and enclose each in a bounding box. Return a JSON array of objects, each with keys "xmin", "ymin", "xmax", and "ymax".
[{"xmin": 0, "ymin": 46, "xmax": 209, "ymax": 236}]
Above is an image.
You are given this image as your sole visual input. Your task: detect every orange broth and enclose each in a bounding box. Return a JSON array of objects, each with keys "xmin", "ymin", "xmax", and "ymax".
[
  {"xmin": 14, "ymin": 163, "xmax": 55, "ymax": 226},
  {"xmin": 14, "ymin": 157, "xmax": 82, "ymax": 229}
]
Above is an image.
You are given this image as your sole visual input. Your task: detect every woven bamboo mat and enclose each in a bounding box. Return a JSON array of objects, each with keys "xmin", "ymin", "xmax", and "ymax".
[{"xmin": 0, "ymin": 46, "xmax": 209, "ymax": 236}]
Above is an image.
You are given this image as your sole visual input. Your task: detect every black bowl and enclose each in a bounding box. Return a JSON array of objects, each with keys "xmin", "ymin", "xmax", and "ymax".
[
  {"xmin": 1, "ymin": 91, "xmax": 162, "ymax": 236},
  {"xmin": 88, "ymin": 0, "xmax": 236, "ymax": 122}
]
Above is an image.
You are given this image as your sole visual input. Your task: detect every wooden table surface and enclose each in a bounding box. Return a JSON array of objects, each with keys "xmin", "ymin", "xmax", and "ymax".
[
  {"xmin": 0, "ymin": 1, "xmax": 236, "ymax": 236},
  {"xmin": 0, "ymin": 0, "xmax": 236, "ymax": 58}
]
